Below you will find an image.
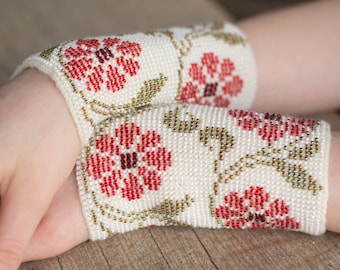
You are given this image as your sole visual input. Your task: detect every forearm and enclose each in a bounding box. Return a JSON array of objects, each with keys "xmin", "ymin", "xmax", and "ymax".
[{"xmin": 238, "ymin": 0, "xmax": 340, "ymax": 114}]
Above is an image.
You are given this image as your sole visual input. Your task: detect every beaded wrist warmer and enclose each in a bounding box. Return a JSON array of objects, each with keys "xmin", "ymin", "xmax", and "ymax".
[
  {"xmin": 76, "ymin": 104, "xmax": 330, "ymax": 240},
  {"xmin": 13, "ymin": 23, "xmax": 256, "ymax": 146}
]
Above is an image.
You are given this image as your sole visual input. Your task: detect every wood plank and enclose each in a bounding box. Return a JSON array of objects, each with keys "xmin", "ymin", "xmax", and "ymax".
[
  {"xmin": 98, "ymin": 228, "xmax": 170, "ymax": 270},
  {"xmin": 56, "ymin": 240, "xmax": 110, "ymax": 270},
  {"xmin": 19, "ymin": 257, "xmax": 61, "ymax": 270},
  {"xmin": 149, "ymin": 226, "xmax": 218, "ymax": 269},
  {"xmin": 194, "ymin": 228, "xmax": 340, "ymax": 269},
  {"xmin": 20, "ymin": 228, "xmax": 340, "ymax": 269}
]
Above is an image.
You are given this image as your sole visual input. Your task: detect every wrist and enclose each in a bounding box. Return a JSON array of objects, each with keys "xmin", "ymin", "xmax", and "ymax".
[{"xmin": 3, "ymin": 68, "xmax": 81, "ymax": 157}]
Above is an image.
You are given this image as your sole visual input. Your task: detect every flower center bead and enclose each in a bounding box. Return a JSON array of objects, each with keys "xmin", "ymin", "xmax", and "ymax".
[
  {"xmin": 120, "ymin": 152, "xmax": 138, "ymax": 170},
  {"xmin": 95, "ymin": 47, "xmax": 115, "ymax": 63},
  {"xmin": 248, "ymin": 212, "xmax": 266, "ymax": 223},
  {"xmin": 264, "ymin": 113, "xmax": 282, "ymax": 121},
  {"xmin": 203, "ymin": 82, "xmax": 218, "ymax": 97}
]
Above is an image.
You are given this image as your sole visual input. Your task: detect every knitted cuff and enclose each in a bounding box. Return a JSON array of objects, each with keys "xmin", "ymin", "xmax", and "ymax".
[
  {"xmin": 76, "ymin": 104, "xmax": 330, "ymax": 240},
  {"xmin": 13, "ymin": 23, "xmax": 256, "ymax": 146}
]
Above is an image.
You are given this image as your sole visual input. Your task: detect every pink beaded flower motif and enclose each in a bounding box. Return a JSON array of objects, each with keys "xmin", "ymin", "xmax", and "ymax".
[
  {"xmin": 85, "ymin": 123, "xmax": 172, "ymax": 201},
  {"xmin": 215, "ymin": 186, "xmax": 300, "ymax": 230},
  {"xmin": 179, "ymin": 52, "xmax": 243, "ymax": 107},
  {"xmin": 228, "ymin": 110, "xmax": 317, "ymax": 141},
  {"xmin": 63, "ymin": 37, "xmax": 142, "ymax": 93}
]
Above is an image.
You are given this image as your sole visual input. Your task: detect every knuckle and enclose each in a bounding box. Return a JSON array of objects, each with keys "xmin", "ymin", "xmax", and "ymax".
[{"xmin": 0, "ymin": 238, "xmax": 25, "ymax": 269}]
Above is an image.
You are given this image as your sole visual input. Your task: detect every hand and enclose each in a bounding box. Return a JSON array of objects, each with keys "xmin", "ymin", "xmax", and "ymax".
[
  {"xmin": 0, "ymin": 69, "xmax": 81, "ymax": 269},
  {"xmin": 23, "ymin": 169, "xmax": 88, "ymax": 261}
]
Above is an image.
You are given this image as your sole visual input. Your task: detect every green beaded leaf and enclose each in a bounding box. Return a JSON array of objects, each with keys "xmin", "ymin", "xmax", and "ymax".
[
  {"xmin": 92, "ymin": 194, "xmax": 195, "ymax": 224},
  {"xmin": 206, "ymin": 32, "xmax": 246, "ymax": 46},
  {"xmin": 130, "ymin": 73, "xmax": 168, "ymax": 109},
  {"xmin": 39, "ymin": 45, "xmax": 58, "ymax": 60},
  {"xmin": 288, "ymin": 138, "xmax": 319, "ymax": 161},
  {"xmin": 199, "ymin": 126, "xmax": 235, "ymax": 160},
  {"xmin": 150, "ymin": 195, "xmax": 195, "ymax": 217},
  {"xmin": 275, "ymin": 161, "xmax": 323, "ymax": 195},
  {"xmin": 87, "ymin": 74, "xmax": 168, "ymax": 117},
  {"xmin": 189, "ymin": 24, "xmax": 246, "ymax": 46},
  {"xmin": 214, "ymin": 140, "xmax": 324, "ymax": 195},
  {"xmin": 163, "ymin": 107, "xmax": 201, "ymax": 133},
  {"xmin": 144, "ymin": 30, "xmax": 174, "ymax": 40}
]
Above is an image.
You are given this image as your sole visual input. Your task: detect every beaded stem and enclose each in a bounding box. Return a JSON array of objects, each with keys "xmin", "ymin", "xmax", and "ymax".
[
  {"xmin": 13, "ymin": 23, "xmax": 257, "ymax": 146},
  {"xmin": 76, "ymin": 104, "xmax": 330, "ymax": 240}
]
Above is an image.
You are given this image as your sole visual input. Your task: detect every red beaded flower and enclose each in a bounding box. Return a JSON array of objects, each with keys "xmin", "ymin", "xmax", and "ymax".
[
  {"xmin": 215, "ymin": 186, "xmax": 300, "ymax": 230},
  {"xmin": 86, "ymin": 123, "xmax": 172, "ymax": 201},
  {"xmin": 64, "ymin": 37, "xmax": 142, "ymax": 92},
  {"xmin": 228, "ymin": 110, "xmax": 317, "ymax": 141},
  {"xmin": 179, "ymin": 52, "xmax": 243, "ymax": 107}
]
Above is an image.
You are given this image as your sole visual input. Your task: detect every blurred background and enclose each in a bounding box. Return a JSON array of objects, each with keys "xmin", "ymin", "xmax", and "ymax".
[
  {"xmin": 218, "ymin": 0, "xmax": 312, "ymax": 18},
  {"xmin": 0, "ymin": 0, "xmax": 315, "ymax": 84}
]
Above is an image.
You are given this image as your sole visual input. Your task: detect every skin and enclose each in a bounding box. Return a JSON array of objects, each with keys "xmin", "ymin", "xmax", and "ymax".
[
  {"xmin": 242, "ymin": 0, "xmax": 340, "ymax": 114},
  {"xmin": 0, "ymin": 0, "xmax": 339, "ymax": 269},
  {"xmin": 23, "ymin": 169, "xmax": 87, "ymax": 261},
  {"xmin": 0, "ymin": 69, "xmax": 81, "ymax": 268}
]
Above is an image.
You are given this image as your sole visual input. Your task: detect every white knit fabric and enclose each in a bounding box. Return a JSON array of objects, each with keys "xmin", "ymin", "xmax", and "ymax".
[
  {"xmin": 76, "ymin": 104, "xmax": 330, "ymax": 240},
  {"xmin": 13, "ymin": 23, "xmax": 257, "ymax": 146}
]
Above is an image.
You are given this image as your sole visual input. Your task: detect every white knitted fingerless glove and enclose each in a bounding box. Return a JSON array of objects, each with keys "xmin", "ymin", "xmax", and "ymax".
[
  {"xmin": 76, "ymin": 104, "xmax": 330, "ymax": 240},
  {"xmin": 13, "ymin": 23, "xmax": 256, "ymax": 146}
]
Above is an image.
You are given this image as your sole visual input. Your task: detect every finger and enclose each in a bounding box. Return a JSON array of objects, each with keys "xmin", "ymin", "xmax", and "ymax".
[
  {"xmin": 0, "ymin": 169, "xmax": 59, "ymax": 270},
  {"xmin": 24, "ymin": 170, "xmax": 88, "ymax": 261}
]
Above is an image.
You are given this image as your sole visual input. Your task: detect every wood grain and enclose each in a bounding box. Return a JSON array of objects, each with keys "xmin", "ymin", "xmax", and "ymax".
[{"xmin": 20, "ymin": 228, "xmax": 340, "ymax": 270}]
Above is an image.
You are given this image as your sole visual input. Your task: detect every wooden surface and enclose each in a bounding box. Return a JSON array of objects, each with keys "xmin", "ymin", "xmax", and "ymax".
[
  {"xmin": 1, "ymin": 0, "xmax": 340, "ymax": 269},
  {"xmin": 21, "ymin": 227, "xmax": 340, "ymax": 269}
]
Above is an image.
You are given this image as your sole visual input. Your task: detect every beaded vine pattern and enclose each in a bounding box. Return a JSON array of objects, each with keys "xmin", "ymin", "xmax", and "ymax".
[
  {"xmin": 163, "ymin": 107, "xmax": 323, "ymax": 230},
  {"xmin": 80, "ymin": 106, "xmax": 323, "ymax": 234},
  {"xmin": 148, "ymin": 23, "xmax": 246, "ymax": 107},
  {"xmin": 80, "ymin": 112, "xmax": 195, "ymax": 235},
  {"xmin": 39, "ymin": 23, "xmax": 246, "ymax": 127}
]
